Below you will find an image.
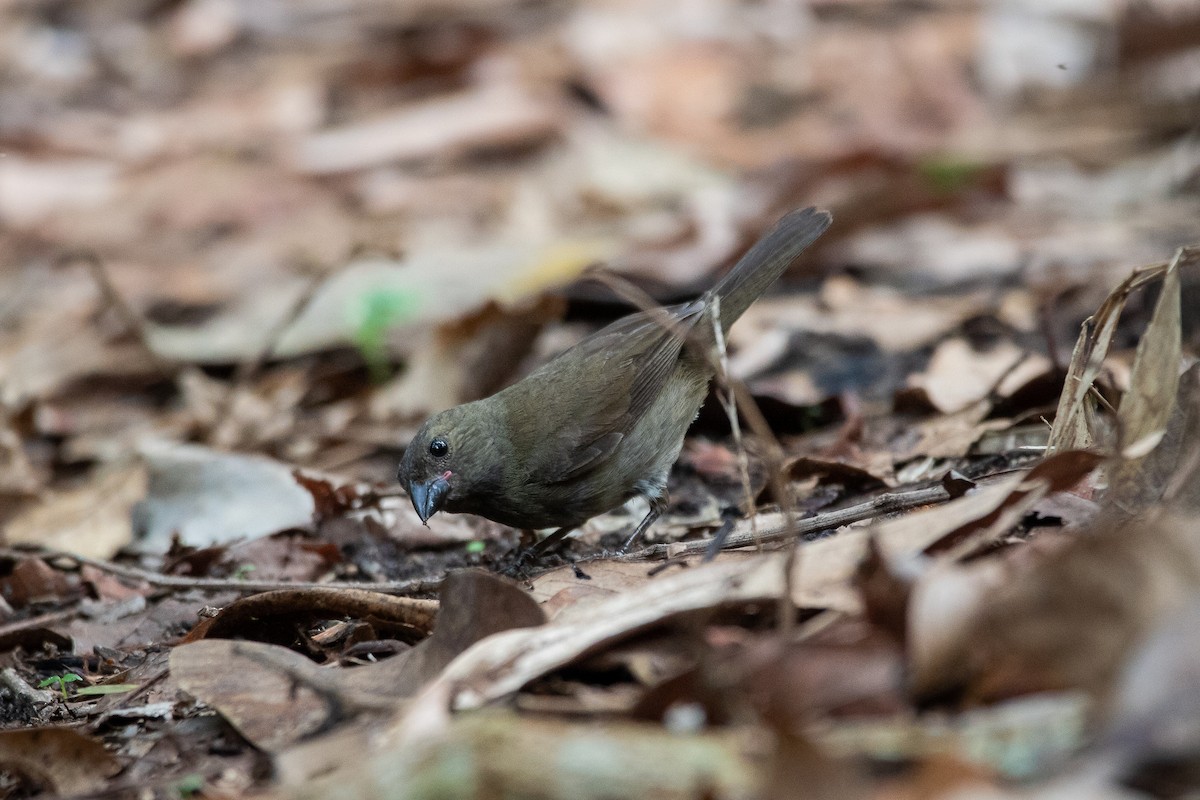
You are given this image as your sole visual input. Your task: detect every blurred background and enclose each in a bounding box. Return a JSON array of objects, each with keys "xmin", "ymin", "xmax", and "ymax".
[
  {"xmin": 1, "ymin": 0, "xmax": 1199, "ymax": 550},
  {"xmin": 3, "ymin": 5, "xmax": 1200, "ymax": 794}
]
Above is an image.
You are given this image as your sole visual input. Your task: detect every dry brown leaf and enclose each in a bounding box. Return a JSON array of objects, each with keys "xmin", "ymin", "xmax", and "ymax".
[
  {"xmin": 908, "ymin": 338, "xmax": 1051, "ymax": 415},
  {"xmin": 1108, "ymin": 252, "xmax": 1185, "ymax": 504},
  {"xmin": 0, "ymin": 558, "xmax": 75, "ymax": 608},
  {"xmin": 172, "ymin": 639, "xmax": 341, "ymax": 751},
  {"xmin": 0, "ymin": 728, "xmax": 121, "ymax": 796},
  {"xmin": 912, "ymin": 509, "xmax": 1200, "ymax": 704},
  {"xmin": 1047, "ymin": 260, "xmax": 1171, "ymax": 454},
  {"xmin": 1108, "ymin": 362, "xmax": 1200, "ymax": 514},
  {"xmin": 5, "ymin": 461, "xmax": 144, "ymax": 559},
  {"xmin": 293, "ymin": 81, "xmax": 560, "ymax": 174},
  {"xmin": 174, "ymin": 572, "xmax": 541, "ymax": 751}
]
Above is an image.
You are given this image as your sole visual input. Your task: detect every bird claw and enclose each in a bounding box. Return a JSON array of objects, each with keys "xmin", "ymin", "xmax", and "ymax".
[{"xmin": 500, "ymin": 548, "xmax": 536, "ymax": 579}]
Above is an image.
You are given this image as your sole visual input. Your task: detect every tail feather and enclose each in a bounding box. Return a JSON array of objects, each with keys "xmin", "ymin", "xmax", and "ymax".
[{"xmin": 707, "ymin": 207, "xmax": 832, "ymax": 331}]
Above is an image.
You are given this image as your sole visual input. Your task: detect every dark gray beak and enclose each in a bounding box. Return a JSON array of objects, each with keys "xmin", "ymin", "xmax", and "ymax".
[{"xmin": 407, "ymin": 475, "xmax": 451, "ymax": 524}]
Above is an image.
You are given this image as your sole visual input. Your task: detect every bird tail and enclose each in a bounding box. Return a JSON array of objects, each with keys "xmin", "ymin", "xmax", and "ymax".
[{"xmin": 706, "ymin": 206, "xmax": 832, "ymax": 331}]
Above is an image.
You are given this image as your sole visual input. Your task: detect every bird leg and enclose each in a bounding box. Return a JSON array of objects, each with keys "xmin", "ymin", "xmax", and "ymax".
[
  {"xmin": 618, "ymin": 493, "xmax": 667, "ymax": 554},
  {"xmin": 501, "ymin": 526, "xmax": 577, "ymax": 577},
  {"xmin": 529, "ymin": 526, "xmax": 575, "ymax": 557}
]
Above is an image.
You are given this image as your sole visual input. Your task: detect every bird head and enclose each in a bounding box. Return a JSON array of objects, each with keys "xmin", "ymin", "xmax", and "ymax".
[{"xmin": 397, "ymin": 400, "xmax": 500, "ymax": 524}]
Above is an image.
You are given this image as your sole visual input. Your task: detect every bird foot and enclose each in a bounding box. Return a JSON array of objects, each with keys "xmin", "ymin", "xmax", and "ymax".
[{"xmin": 499, "ymin": 548, "xmax": 538, "ymax": 579}]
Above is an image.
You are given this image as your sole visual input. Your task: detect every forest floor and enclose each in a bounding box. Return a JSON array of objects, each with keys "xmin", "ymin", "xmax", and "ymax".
[{"xmin": 1, "ymin": 1, "xmax": 1199, "ymax": 798}]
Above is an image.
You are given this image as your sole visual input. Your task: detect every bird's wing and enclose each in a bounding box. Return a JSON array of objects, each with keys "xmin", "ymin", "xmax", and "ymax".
[{"xmin": 523, "ymin": 300, "xmax": 707, "ymax": 482}]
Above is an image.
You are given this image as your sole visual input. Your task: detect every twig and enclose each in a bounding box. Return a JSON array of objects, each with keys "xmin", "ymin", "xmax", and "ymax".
[
  {"xmin": 0, "ymin": 609, "xmax": 77, "ymax": 640},
  {"xmin": 0, "ymin": 547, "xmax": 444, "ymax": 595},
  {"xmin": 619, "ymin": 485, "xmax": 950, "ymax": 561},
  {"xmin": 707, "ymin": 297, "xmax": 759, "ymax": 549},
  {"xmin": 727, "ymin": 380, "xmax": 799, "ymax": 631}
]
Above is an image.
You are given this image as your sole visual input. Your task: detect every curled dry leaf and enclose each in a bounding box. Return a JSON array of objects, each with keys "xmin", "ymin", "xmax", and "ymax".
[
  {"xmin": 182, "ymin": 587, "xmax": 438, "ymax": 645},
  {"xmin": 173, "ymin": 572, "xmax": 541, "ymax": 751},
  {"xmin": 1109, "ymin": 248, "xmax": 1184, "ymax": 493},
  {"xmin": 1047, "ymin": 258, "xmax": 1174, "ymax": 455}
]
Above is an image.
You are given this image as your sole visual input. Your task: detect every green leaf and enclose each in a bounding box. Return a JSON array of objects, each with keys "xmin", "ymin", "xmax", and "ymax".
[
  {"xmin": 231, "ymin": 563, "xmax": 257, "ymax": 580},
  {"xmin": 918, "ymin": 156, "xmax": 986, "ymax": 194},
  {"xmin": 353, "ymin": 287, "xmax": 421, "ymax": 383},
  {"xmin": 38, "ymin": 673, "xmax": 82, "ymax": 688},
  {"xmin": 75, "ymin": 683, "xmax": 140, "ymax": 696},
  {"xmin": 176, "ymin": 774, "xmax": 205, "ymax": 798}
]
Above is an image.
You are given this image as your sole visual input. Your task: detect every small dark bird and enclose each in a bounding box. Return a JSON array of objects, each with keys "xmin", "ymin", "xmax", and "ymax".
[{"xmin": 398, "ymin": 207, "xmax": 832, "ymax": 554}]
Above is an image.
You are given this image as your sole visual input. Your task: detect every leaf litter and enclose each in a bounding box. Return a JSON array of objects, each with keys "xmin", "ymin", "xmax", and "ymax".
[{"xmin": 2, "ymin": 1, "xmax": 1200, "ymax": 798}]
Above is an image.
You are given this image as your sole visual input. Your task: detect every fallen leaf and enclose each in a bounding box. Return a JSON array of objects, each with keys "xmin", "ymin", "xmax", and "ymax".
[
  {"xmin": 131, "ymin": 442, "xmax": 316, "ymax": 551},
  {"xmin": 292, "ymin": 80, "xmax": 560, "ymax": 175},
  {"xmin": 338, "ymin": 570, "xmax": 545, "ymax": 698},
  {"xmin": 183, "ymin": 587, "xmax": 437, "ymax": 646},
  {"xmin": 1048, "ymin": 260, "xmax": 1171, "ymax": 454},
  {"xmin": 5, "ymin": 461, "xmax": 144, "ymax": 558},
  {"xmin": 172, "ymin": 639, "xmax": 344, "ymax": 751},
  {"xmin": 1107, "ymin": 250, "xmax": 1189, "ymax": 510},
  {"xmin": 912, "ymin": 509, "xmax": 1200, "ymax": 704},
  {"xmin": 174, "ymin": 572, "xmax": 542, "ymax": 750},
  {"xmin": 0, "ymin": 728, "xmax": 121, "ymax": 796}
]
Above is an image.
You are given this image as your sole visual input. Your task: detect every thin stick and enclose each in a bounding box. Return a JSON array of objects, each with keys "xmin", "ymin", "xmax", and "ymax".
[
  {"xmin": 28, "ymin": 485, "xmax": 950, "ymax": 598},
  {"xmin": 619, "ymin": 484, "xmax": 949, "ymax": 561},
  {"xmin": 707, "ymin": 296, "xmax": 759, "ymax": 549},
  {"xmin": 0, "ymin": 547, "xmax": 443, "ymax": 595}
]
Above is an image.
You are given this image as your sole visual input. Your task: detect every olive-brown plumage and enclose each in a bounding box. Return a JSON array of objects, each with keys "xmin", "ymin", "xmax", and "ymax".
[{"xmin": 398, "ymin": 207, "xmax": 832, "ymax": 550}]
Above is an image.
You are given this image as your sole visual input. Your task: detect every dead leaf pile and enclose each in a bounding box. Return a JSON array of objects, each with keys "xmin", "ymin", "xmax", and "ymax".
[{"xmin": 1, "ymin": 1, "xmax": 1200, "ymax": 798}]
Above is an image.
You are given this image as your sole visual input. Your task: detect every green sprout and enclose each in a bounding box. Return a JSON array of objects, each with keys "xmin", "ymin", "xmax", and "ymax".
[
  {"xmin": 175, "ymin": 774, "xmax": 205, "ymax": 798},
  {"xmin": 353, "ymin": 287, "xmax": 420, "ymax": 383},
  {"xmin": 38, "ymin": 673, "xmax": 82, "ymax": 700},
  {"xmin": 465, "ymin": 540, "xmax": 486, "ymax": 554},
  {"xmin": 918, "ymin": 156, "xmax": 987, "ymax": 194},
  {"xmin": 231, "ymin": 563, "xmax": 256, "ymax": 581}
]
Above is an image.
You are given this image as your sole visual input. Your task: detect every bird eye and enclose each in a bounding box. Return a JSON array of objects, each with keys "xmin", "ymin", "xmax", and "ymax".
[{"xmin": 429, "ymin": 438, "xmax": 449, "ymax": 458}]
